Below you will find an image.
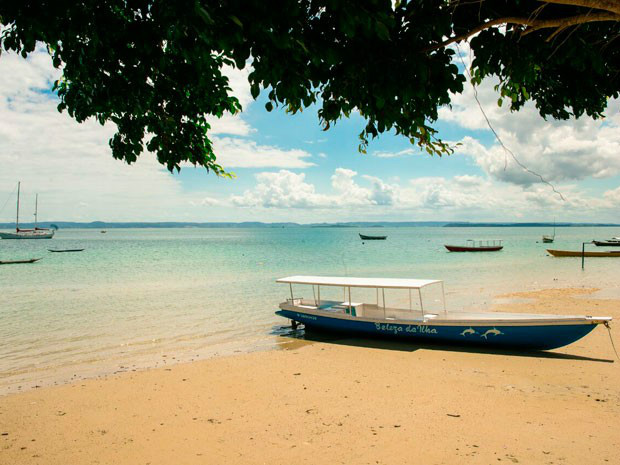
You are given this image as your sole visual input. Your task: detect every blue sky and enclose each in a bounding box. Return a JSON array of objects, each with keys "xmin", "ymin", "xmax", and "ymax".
[{"xmin": 0, "ymin": 47, "xmax": 619, "ymax": 223}]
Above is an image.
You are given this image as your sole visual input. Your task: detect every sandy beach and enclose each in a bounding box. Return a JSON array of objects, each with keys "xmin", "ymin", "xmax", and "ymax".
[{"xmin": 1, "ymin": 287, "xmax": 619, "ymax": 465}]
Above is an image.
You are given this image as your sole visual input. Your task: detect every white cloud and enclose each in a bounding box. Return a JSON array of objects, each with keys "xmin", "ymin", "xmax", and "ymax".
[
  {"xmin": 0, "ymin": 49, "xmax": 235, "ymax": 222},
  {"xmin": 0, "ymin": 48, "xmax": 322, "ymax": 221},
  {"xmin": 439, "ymin": 62, "xmax": 620, "ymax": 187},
  {"xmin": 230, "ymin": 167, "xmax": 619, "ymax": 221},
  {"xmin": 361, "ymin": 175, "xmax": 396, "ymax": 206},
  {"xmin": 231, "ymin": 170, "xmax": 330, "ymax": 208},
  {"xmin": 232, "ymin": 168, "xmax": 398, "ymax": 209},
  {"xmin": 373, "ymin": 148, "xmax": 417, "ymax": 158},
  {"xmin": 214, "ymin": 137, "xmax": 314, "ymax": 169},
  {"xmin": 189, "ymin": 197, "xmax": 220, "ymax": 207},
  {"xmin": 207, "ymin": 65, "xmax": 254, "ymax": 136},
  {"xmin": 209, "ymin": 113, "xmax": 254, "ymax": 137}
]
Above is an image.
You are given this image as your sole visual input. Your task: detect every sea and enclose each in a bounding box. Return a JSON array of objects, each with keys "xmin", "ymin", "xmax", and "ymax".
[{"xmin": 1, "ymin": 226, "xmax": 620, "ymax": 394}]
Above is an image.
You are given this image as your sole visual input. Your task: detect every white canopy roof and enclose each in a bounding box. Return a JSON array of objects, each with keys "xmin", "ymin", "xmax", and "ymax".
[{"xmin": 276, "ymin": 275, "xmax": 442, "ymax": 289}]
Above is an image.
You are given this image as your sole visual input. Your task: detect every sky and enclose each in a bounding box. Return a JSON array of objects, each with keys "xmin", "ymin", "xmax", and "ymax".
[{"xmin": 0, "ymin": 45, "xmax": 619, "ymax": 224}]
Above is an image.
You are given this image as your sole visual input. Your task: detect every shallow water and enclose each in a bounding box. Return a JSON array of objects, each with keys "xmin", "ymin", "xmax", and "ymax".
[{"xmin": 1, "ymin": 226, "xmax": 619, "ymax": 393}]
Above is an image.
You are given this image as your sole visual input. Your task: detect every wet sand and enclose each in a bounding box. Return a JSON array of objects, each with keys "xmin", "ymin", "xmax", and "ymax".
[{"xmin": 1, "ymin": 288, "xmax": 619, "ymax": 464}]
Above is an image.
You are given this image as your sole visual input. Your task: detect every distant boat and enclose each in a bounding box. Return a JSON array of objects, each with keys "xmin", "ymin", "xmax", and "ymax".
[
  {"xmin": 592, "ymin": 238, "xmax": 620, "ymax": 247},
  {"xmin": 0, "ymin": 258, "xmax": 42, "ymax": 265},
  {"xmin": 0, "ymin": 183, "xmax": 54, "ymax": 240},
  {"xmin": 445, "ymin": 240, "xmax": 503, "ymax": 252},
  {"xmin": 100, "ymin": 230, "xmax": 107, "ymax": 234},
  {"xmin": 275, "ymin": 275, "xmax": 611, "ymax": 350},
  {"xmin": 48, "ymin": 249, "xmax": 84, "ymax": 253},
  {"xmin": 547, "ymin": 249, "xmax": 620, "ymax": 257},
  {"xmin": 542, "ymin": 220, "xmax": 556, "ymax": 243},
  {"xmin": 359, "ymin": 233, "xmax": 387, "ymax": 240}
]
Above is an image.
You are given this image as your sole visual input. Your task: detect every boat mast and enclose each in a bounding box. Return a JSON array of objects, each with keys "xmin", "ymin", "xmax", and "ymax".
[
  {"xmin": 34, "ymin": 194, "xmax": 38, "ymax": 228},
  {"xmin": 16, "ymin": 182, "xmax": 20, "ymax": 232}
]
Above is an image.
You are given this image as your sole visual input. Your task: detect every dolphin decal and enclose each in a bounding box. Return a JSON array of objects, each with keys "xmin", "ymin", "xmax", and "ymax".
[
  {"xmin": 460, "ymin": 327, "xmax": 477, "ymax": 337},
  {"xmin": 480, "ymin": 328, "xmax": 504, "ymax": 339}
]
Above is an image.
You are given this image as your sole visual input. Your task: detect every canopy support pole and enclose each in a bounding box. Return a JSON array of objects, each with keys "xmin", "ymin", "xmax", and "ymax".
[
  {"xmin": 289, "ymin": 283, "xmax": 293, "ymax": 300},
  {"xmin": 419, "ymin": 289, "xmax": 424, "ymax": 317},
  {"xmin": 382, "ymin": 288, "xmax": 386, "ymax": 319},
  {"xmin": 441, "ymin": 282, "xmax": 447, "ymax": 316},
  {"xmin": 312, "ymin": 285, "xmax": 317, "ymax": 306},
  {"xmin": 318, "ymin": 286, "xmax": 320, "ymax": 307},
  {"xmin": 409, "ymin": 289, "xmax": 412, "ymax": 311},
  {"xmin": 348, "ymin": 287, "xmax": 352, "ymax": 314}
]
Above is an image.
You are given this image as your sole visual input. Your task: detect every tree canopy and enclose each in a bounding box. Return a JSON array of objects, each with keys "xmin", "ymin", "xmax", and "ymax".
[{"xmin": 1, "ymin": 0, "xmax": 618, "ymax": 174}]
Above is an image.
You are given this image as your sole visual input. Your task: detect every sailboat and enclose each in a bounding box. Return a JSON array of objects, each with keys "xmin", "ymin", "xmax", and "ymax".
[
  {"xmin": 0, "ymin": 183, "xmax": 55, "ymax": 239},
  {"xmin": 542, "ymin": 220, "xmax": 555, "ymax": 243}
]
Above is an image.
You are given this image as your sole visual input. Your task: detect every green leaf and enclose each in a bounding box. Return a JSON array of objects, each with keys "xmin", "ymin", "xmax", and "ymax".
[
  {"xmin": 195, "ymin": 6, "xmax": 214, "ymax": 25},
  {"xmin": 375, "ymin": 21, "xmax": 390, "ymax": 41},
  {"xmin": 229, "ymin": 15, "xmax": 243, "ymax": 28},
  {"xmin": 250, "ymin": 84, "xmax": 260, "ymax": 99}
]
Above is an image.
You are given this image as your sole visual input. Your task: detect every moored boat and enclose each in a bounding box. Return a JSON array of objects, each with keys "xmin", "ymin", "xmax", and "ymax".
[
  {"xmin": 48, "ymin": 249, "xmax": 85, "ymax": 253},
  {"xmin": 592, "ymin": 238, "xmax": 620, "ymax": 247},
  {"xmin": 445, "ymin": 239, "xmax": 503, "ymax": 252},
  {"xmin": 275, "ymin": 276, "xmax": 611, "ymax": 350},
  {"xmin": 0, "ymin": 258, "xmax": 42, "ymax": 265},
  {"xmin": 547, "ymin": 249, "xmax": 620, "ymax": 257},
  {"xmin": 0, "ymin": 183, "xmax": 54, "ymax": 240},
  {"xmin": 359, "ymin": 233, "xmax": 387, "ymax": 240},
  {"xmin": 542, "ymin": 220, "xmax": 556, "ymax": 243}
]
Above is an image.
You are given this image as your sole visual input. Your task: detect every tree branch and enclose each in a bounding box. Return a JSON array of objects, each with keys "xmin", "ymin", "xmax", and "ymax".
[
  {"xmin": 540, "ymin": 0, "xmax": 620, "ymax": 15},
  {"xmin": 422, "ymin": 11, "xmax": 620, "ymax": 52},
  {"xmin": 521, "ymin": 11, "xmax": 620, "ymax": 34}
]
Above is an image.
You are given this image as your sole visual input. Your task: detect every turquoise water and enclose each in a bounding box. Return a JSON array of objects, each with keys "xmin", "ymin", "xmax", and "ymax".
[{"xmin": 1, "ymin": 226, "xmax": 619, "ymax": 393}]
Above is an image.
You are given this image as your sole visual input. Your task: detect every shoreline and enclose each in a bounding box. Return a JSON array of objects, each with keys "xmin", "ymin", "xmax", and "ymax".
[
  {"xmin": 1, "ymin": 287, "xmax": 619, "ymax": 464},
  {"xmin": 1, "ymin": 284, "xmax": 615, "ymax": 397}
]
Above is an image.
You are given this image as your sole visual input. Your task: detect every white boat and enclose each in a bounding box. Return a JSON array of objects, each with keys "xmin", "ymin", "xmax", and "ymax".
[
  {"xmin": 542, "ymin": 220, "xmax": 556, "ymax": 243},
  {"xmin": 0, "ymin": 183, "xmax": 54, "ymax": 239},
  {"xmin": 275, "ymin": 276, "xmax": 611, "ymax": 350}
]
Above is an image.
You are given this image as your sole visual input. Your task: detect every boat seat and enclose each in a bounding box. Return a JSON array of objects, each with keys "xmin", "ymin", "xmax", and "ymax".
[
  {"xmin": 321, "ymin": 307, "xmax": 345, "ymax": 314},
  {"xmin": 333, "ymin": 302, "xmax": 362, "ymax": 317}
]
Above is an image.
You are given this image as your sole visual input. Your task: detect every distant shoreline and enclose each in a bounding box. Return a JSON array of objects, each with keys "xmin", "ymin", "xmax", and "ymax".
[{"xmin": 0, "ymin": 221, "xmax": 618, "ymax": 229}]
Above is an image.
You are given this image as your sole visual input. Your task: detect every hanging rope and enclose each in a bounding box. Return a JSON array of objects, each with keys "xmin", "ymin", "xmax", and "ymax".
[
  {"xmin": 604, "ymin": 321, "xmax": 619, "ymax": 361},
  {"xmin": 455, "ymin": 43, "xmax": 565, "ymax": 201},
  {"xmin": 0, "ymin": 184, "xmax": 18, "ymax": 217}
]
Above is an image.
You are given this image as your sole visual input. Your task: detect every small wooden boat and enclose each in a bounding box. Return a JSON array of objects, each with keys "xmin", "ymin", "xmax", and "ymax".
[
  {"xmin": 48, "ymin": 248, "xmax": 85, "ymax": 253},
  {"xmin": 547, "ymin": 249, "xmax": 620, "ymax": 257},
  {"xmin": 445, "ymin": 240, "xmax": 503, "ymax": 252},
  {"xmin": 359, "ymin": 233, "xmax": 387, "ymax": 240},
  {"xmin": 276, "ymin": 276, "xmax": 611, "ymax": 350},
  {"xmin": 0, "ymin": 258, "xmax": 42, "ymax": 265},
  {"xmin": 592, "ymin": 238, "xmax": 620, "ymax": 247}
]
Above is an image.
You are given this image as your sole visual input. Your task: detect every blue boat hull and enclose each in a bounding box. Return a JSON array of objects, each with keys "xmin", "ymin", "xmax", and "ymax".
[{"xmin": 276, "ymin": 310, "xmax": 598, "ymax": 350}]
